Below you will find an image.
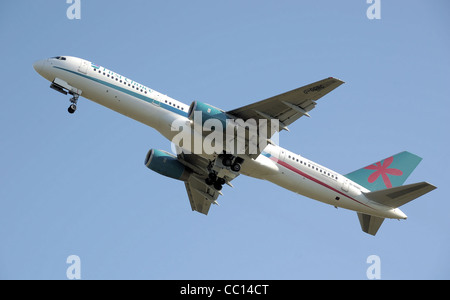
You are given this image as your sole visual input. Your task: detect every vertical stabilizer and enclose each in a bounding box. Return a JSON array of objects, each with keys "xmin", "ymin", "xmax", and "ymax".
[{"xmin": 345, "ymin": 151, "xmax": 422, "ymax": 191}]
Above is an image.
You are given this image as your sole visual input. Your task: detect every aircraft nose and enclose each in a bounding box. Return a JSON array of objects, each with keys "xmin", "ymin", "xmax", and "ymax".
[{"xmin": 33, "ymin": 60, "xmax": 45, "ymax": 75}]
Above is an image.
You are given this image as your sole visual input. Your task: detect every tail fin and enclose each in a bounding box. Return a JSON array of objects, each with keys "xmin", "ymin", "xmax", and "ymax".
[{"xmin": 345, "ymin": 151, "xmax": 423, "ymax": 191}]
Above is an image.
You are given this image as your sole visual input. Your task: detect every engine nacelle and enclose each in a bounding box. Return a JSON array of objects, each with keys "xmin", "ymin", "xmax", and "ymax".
[
  {"xmin": 188, "ymin": 101, "xmax": 228, "ymax": 128},
  {"xmin": 144, "ymin": 149, "xmax": 191, "ymax": 181},
  {"xmin": 186, "ymin": 101, "xmax": 271, "ymax": 155}
]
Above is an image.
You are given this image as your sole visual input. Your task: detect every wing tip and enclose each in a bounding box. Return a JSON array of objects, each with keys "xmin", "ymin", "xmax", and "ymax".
[{"xmin": 328, "ymin": 76, "xmax": 345, "ymax": 84}]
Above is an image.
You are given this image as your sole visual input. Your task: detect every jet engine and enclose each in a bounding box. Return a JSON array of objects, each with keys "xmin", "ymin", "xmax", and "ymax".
[
  {"xmin": 188, "ymin": 101, "xmax": 228, "ymax": 128},
  {"xmin": 144, "ymin": 149, "xmax": 191, "ymax": 181}
]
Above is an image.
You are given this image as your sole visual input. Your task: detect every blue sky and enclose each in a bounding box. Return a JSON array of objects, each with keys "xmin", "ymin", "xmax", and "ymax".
[{"xmin": 1, "ymin": 0, "xmax": 449, "ymax": 279}]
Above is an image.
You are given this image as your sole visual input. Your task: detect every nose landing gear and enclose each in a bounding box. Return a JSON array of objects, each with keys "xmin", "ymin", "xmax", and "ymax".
[
  {"xmin": 49, "ymin": 78, "xmax": 82, "ymax": 114},
  {"xmin": 67, "ymin": 93, "xmax": 79, "ymax": 114},
  {"xmin": 68, "ymin": 105, "xmax": 76, "ymax": 114}
]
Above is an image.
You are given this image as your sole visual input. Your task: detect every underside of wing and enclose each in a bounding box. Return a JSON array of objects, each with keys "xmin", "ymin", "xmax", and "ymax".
[
  {"xmin": 177, "ymin": 151, "xmax": 238, "ymax": 215},
  {"xmin": 184, "ymin": 176, "xmax": 218, "ymax": 215},
  {"xmin": 227, "ymin": 77, "xmax": 344, "ymax": 129}
]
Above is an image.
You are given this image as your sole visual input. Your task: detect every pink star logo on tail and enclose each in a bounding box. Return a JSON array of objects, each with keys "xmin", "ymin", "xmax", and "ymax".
[{"xmin": 364, "ymin": 156, "xmax": 403, "ymax": 188}]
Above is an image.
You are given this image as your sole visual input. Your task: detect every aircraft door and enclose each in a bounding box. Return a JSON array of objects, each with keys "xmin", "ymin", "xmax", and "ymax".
[
  {"xmin": 78, "ymin": 60, "xmax": 89, "ymax": 74},
  {"xmin": 279, "ymin": 149, "xmax": 286, "ymax": 161},
  {"xmin": 342, "ymin": 179, "xmax": 349, "ymax": 192}
]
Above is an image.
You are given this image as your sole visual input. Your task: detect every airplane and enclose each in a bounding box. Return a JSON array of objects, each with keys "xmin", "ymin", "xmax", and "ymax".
[{"xmin": 33, "ymin": 56, "xmax": 436, "ymax": 235}]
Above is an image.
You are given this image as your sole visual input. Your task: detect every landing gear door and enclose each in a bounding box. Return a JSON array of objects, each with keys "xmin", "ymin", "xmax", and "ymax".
[{"xmin": 78, "ymin": 60, "xmax": 89, "ymax": 74}]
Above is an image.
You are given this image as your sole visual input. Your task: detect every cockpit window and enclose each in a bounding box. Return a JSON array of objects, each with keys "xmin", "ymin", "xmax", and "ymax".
[{"xmin": 51, "ymin": 56, "xmax": 67, "ymax": 60}]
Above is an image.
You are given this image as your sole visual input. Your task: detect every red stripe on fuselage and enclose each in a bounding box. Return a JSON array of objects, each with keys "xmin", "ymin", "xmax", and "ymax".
[{"xmin": 269, "ymin": 156, "xmax": 374, "ymax": 210}]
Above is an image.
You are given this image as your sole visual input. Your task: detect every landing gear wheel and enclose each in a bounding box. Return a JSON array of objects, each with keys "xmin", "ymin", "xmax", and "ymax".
[
  {"xmin": 222, "ymin": 156, "xmax": 233, "ymax": 167},
  {"xmin": 68, "ymin": 93, "xmax": 80, "ymax": 114},
  {"xmin": 217, "ymin": 177, "xmax": 226, "ymax": 185},
  {"xmin": 205, "ymin": 177, "xmax": 214, "ymax": 185},
  {"xmin": 213, "ymin": 181, "xmax": 223, "ymax": 191},
  {"xmin": 231, "ymin": 163, "xmax": 241, "ymax": 172},
  {"xmin": 208, "ymin": 172, "xmax": 217, "ymax": 182},
  {"xmin": 68, "ymin": 104, "xmax": 77, "ymax": 114}
]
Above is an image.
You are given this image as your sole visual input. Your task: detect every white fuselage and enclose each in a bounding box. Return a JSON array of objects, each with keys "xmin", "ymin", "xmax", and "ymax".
[{"xmin": 33, "ymin": 56, "xmax": 407, "ymax": 220}]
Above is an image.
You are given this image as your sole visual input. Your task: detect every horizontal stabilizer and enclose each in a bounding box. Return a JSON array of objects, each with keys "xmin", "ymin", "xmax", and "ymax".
[
  {"xmin": 364, "ymin": 182, "xmax": 436, "ymax": 208},
  {"xmin": 357, "ymin": 213, "xmax": 385, "ymax": 236}
]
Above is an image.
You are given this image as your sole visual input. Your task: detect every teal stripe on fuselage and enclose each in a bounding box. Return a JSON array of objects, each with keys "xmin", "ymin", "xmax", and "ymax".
[
  {"xmin": 53, "ymin": 66, "xmax": 189, "ymax": 118},
  {"xmin": 261, "ymin": 151, "xmax": 271, "ymax": 158}
]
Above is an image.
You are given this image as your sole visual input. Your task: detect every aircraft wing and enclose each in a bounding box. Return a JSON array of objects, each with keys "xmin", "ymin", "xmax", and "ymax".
[
  {"xmin": 184, "ymin": 176, "xmax": 217, "ymax": 215},
  {"xmin": 177, "ymin": 151, "xmax": 238, "ymax": 215},
  {"xmin": 227, "ymin": 77, "xmax": 345, "ymax": 130},
  {"xmin": 226, "ymin": 77, "xmax": 344, "ymax": 158}
]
